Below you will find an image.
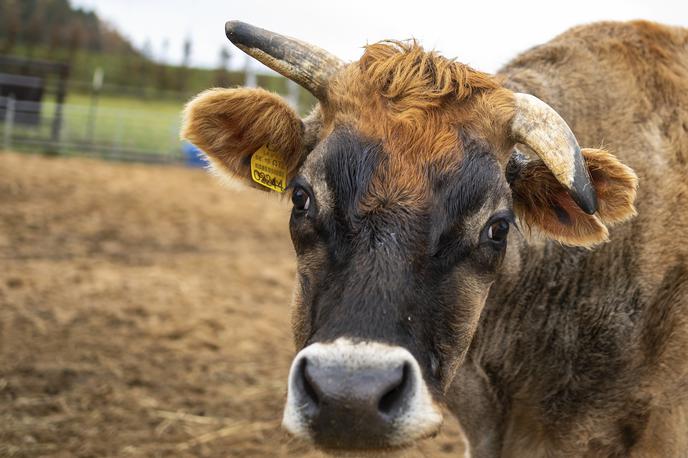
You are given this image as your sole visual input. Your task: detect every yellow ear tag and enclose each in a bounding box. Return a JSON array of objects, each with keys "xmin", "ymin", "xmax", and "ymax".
[{"xmin": 250, "ymin": 145, "xmax": 287, "ymax": 192}]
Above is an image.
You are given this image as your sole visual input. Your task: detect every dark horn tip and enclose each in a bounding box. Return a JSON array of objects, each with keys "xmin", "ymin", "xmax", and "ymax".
[
  {"xmin": 225, "ymin": 20, "xmax": 250, "ymax": 43},
  {"xmin": 570, "ymin": 146, "xmax": 598, "ymax": 215},
  {"xmin": 570, "ymin": 184, "xmax": 598, "ymax": 215}
]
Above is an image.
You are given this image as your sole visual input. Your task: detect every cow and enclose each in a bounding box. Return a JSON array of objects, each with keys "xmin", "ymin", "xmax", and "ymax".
[{"xmin": 181, "ymin": 20, "xmax": 688, "ymax": 456}]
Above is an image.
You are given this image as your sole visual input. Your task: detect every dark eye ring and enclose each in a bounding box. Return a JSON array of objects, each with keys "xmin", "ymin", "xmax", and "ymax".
[
  {"xmin": 486, "ymin": 219, "xmax": 509, "ymax": 244},
  {"xmin": 291, "ymin": 187, "xmax": 311, "ymax": 212}
]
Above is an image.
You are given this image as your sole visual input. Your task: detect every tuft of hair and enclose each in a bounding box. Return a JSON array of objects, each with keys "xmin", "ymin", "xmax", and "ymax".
[
  {"xmin": 325, "ymin": 40, "xmax": 516, "ymax": 168},
  {"xmin": 359, "ymin": 40, "xmax": 502, "ymax": 114}
]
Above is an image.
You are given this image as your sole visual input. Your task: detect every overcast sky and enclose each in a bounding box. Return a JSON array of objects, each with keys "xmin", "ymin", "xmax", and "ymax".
[{"xmin": 72, "ymin": 0, "xmax": 687, "ymax": 73}]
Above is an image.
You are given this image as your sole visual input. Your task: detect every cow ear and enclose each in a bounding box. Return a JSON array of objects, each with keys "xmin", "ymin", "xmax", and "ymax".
[
  {"xmin": 181, "ymin": 87, "xmax": 304, "ymax": 190},
  {"xmin": 508, "ymin": 148, "xmax": 638, "ymax": 247}
]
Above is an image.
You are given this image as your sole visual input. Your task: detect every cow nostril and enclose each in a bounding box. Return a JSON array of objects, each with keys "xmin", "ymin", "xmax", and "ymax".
[
  {"xmin": 378, "ymin": 362, "xmax": 411, "ymax": 416},
  {"xmin": 299, "ymin": 358, "xmax": 320, "ymax": 408}
]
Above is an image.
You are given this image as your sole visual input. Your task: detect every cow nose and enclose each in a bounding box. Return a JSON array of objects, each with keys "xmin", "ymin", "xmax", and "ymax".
[
  {"xmin": 302, "ymin": 355, "xmax": 409, "ymax": 421},
  {"xmin": 282, "ymin": 338, "xmax": 443, "ymax": 449},
  {"xmin": 294, "ymin": 354, "xmax": 412, "ymax": 447}
]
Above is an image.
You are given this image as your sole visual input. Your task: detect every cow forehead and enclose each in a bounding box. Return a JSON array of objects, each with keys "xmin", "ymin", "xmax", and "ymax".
[
  {"xmin": 300, "ymin": 127, "xmax": 509, "ymax": 230},
  {"xmin": 298, "ymin": 41, "xmax": 516, "ymax": 224},
  {"xmin": 321, "ymin": 40, "xmax": 517, "ymax": 168}
]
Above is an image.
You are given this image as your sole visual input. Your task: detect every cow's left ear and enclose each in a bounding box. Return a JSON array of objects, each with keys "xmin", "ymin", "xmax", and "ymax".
[
  {"xmin": 508, "ymin": 148, "xmax": 638, "ymax": 247},
  {"xmin": 181, "ymin": 87, "xmax": 307, "ymax": 191}
]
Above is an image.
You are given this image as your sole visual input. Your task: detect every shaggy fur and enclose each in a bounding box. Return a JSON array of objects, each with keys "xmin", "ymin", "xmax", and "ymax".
[
  {"xmin": 459, "ymin": 20, "xmax": 688, "ymax": 457},
  {"xmin": 323, "ymin": 41, "xmax": 517, "ymax": 209}
]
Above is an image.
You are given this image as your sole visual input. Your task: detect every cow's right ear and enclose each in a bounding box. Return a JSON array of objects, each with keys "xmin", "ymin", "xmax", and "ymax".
[
  {"xmin": 181, "ymin": 87, "xmax": 305, "ymax": 190},
  {"xmin": 507, "ymin": 148, "xmax": 638, "ymax": 247}
]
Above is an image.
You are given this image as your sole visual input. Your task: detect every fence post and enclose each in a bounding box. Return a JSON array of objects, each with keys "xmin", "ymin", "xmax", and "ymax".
[
  {"xmin": 86, "ymin": 67, "xmax": 104, "ymax": 145},
  {"xmin": 49, "ymin": 63, "xmax": 69, "ymax": 154},
  {"xmin": 286, "ymin": 80, "xmax": 299, "ymax": 112},
  {"xmin": 113, "ymin": 111, "xmax": 124, "ymax": 161},
  {"xmin": 3, "ymin": 95, "xmax": 15, "ymax": 151},
  {"xmin": 244, "ymin": 55, "xmax": 257, "ymax": 88}
]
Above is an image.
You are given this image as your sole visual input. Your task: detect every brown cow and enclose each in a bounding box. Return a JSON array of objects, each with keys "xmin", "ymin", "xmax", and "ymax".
[{"xmin": 182, "ymin": 20, "xmax": 688, "ymax": 456}]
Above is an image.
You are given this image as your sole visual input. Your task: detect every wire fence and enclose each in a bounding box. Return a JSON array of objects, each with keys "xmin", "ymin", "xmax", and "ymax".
[
  {"xmin": 0, "ymin": 59, "xmax": 308, "ymax": 165},
  {"xmin": 1, "ymin": 95, "xmax": 185, "ymax": 163}
]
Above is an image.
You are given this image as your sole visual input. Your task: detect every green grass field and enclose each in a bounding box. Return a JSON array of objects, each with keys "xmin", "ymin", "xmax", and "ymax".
[
  {"xmin": 3, "ymin": 92, "xmax": 185, "ymax": 159},
  {"xmin": 65, "ymin": 93, "xmax": 184, "ymax": 155},
  {"xmin": 67, "ymin": 93, "xmax": 185, "ymax": 116}
]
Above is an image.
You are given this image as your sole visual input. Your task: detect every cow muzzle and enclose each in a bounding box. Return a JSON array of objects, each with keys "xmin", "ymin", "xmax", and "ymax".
[{"xmin": 282, "ymin": 338, "xmax": 443, "ymax": 450}]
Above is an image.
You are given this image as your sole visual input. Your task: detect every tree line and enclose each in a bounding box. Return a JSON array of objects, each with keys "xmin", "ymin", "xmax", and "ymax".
[{"xmin": 0, "ymin": 0, "xmax": 239, "ymax": 96}]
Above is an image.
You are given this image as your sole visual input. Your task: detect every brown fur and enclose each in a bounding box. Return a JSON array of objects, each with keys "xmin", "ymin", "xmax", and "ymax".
[
  {"xmin": 324, "ymin": 41, "xmax": 517, "ymax": 207},
  {"xmin": 457, "ymin": 20, "xmax": 688, "ymax": 457}
]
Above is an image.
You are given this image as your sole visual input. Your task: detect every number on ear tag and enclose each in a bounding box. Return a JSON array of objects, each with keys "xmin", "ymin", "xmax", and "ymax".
[{"xmin": 250, "ymin": 145, "xmax": 287, "ymax": 192}]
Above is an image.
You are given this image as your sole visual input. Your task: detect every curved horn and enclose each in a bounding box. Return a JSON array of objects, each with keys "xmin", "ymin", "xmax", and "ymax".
[
  {"xmin": 509, "ymin": 93, "xmax": 598, "ymax": 214},
  {"xmin": 225, "ymin": 21, "xmax": 343, "ymax": 100}
]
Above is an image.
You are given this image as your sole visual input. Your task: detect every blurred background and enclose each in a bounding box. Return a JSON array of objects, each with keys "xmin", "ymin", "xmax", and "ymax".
[
  {"xmin": 0, "ymin": 1, "xmax": 686, "ymax": 457},
  {"xmin": 0, "ymin": 0, "xmax": 316, "ymax": 163}
]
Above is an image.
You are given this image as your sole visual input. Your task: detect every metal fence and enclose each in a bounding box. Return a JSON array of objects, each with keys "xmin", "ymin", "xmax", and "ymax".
[
  {"xmin": 0, "ymin": 56, "xmax": 309, "ymax": 165},
  {"xmin": 0, "ymin": 95, "xmax": 184, "ymax": 163}
]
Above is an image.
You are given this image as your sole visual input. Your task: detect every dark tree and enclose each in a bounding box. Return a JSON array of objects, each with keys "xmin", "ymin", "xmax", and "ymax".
[{"xmin": 1, "ymin": 0, "xmax": 21, "ymax": 53}]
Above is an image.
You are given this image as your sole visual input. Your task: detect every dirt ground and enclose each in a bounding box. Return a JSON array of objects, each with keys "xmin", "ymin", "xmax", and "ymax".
[{"xmin": 0, "ymin": 152, "xmax": 465, "ymax": 457}]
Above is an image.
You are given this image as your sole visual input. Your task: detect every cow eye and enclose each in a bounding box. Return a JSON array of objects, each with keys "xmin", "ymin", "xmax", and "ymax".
[
  {"xmin": 291, "ymin": 187, "xmax": 310, "ymax": 212},
  {"xmin": 487, "ymin": 219, "xmax": 509, "ymax": 243}
]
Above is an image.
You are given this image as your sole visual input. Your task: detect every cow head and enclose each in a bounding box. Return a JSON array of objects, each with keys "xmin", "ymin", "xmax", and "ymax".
[{"xmin": 181, "ymin": 21, "xmax": 638, "ymax": 452}]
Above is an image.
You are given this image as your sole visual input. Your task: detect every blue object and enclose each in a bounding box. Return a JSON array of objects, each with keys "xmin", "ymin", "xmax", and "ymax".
[{"xmin": 182, "ymin": 141, "xmax": 207, "ymax": 167}]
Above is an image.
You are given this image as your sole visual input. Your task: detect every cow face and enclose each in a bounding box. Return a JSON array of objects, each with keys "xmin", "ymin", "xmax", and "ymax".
[
  {"xmin": 281, "ymin": 128, "xmax": 512, "ymax": 448},
  {"xmin": 182, "ymin": 22, "xmax": 638, "ymax": 452}
]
